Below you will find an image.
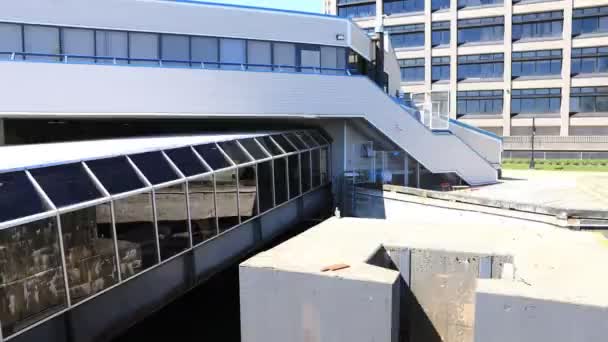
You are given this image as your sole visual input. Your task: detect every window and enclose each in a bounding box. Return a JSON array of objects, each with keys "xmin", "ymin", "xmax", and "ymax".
[
  {"xmin": 570, "ymin": 87, "xmax": 608, "ymax": 113},
  {"xmin": 214, "ymin": 169, "xmax": 239, "ymax": 232},
  {"xmin": 321, "ymin": 46, "xmax": 347, "ymax": 74},
  {"xmin": 384, "ymin": 0, "xmax": 424, "ymax": 15},
  {"xmin": 285, "ymin": 132, "xmax": 309, "ymax": 150},
  {"xmin": 194, "ymin": 144, "xmax": 232, "ymax": 170},
  {"xmin": 273, "ymin": 42, "xmax": 296, "ymax": 72},
  {"xmin": 165, "ymin": 147, "xmax": 208, "ymax": 176},
  {"xmin": 188, "ymin": 174, "xmax": 217, "ymax": 245},
  {"xmin": 95, "ymin": 30, "xmax": 128, "ymax": 64},
  {"xmin": 458, "ymin": 17, "xmax": 504, "ymax": 44},
  {"xmin": 573, "ymin": 6, "xmax": 608, "ymax": 36},
  {"xmin": 23, "ymin": 25, "xmax": 60, "ymax": 61},
  {"xmin": 161, "ymin": 34, "xmax": 190, "ymax": 67},
  {"xmin": 0, "ymin": 171, "xmax": 48, "ymax": 222},
  {"xmin": 247, "ymin": 40, "xmax": 271, "ymax": 71},
  {"xmin": 511, "ymin": 88, "xmax": 561, "ymax": 114},
  {"xmin": 218, "ymin": 141, "xmax": 252, "ymax": 165},
  {"xmin": 30, "ymin": 163, "xmax": 102, "ymax": 208},
  {"xmin": 512, "ymin": 50, "xmax": 562, "ymax": 78},
  {"xmin": 129, "ymin": 32, "xmax": 159, "ymax": 65},
  {"xmin": 61, "ymin": 28, "xmax": 95, "ymax": 63},
  {"xmin": 155, "ymin": 183, "xmax": 189, "ymax": 260},
  {"xmin": 298, "ymin": 44, "xmax": 321, "ymax": 73},
  {"xmin": 288, "ymin": 155, "xmax": 301, "ymax": 199},
  {"xmin": 457, "ymin": 53, "xmax": 503, "ymax": 79},
  {"xmin": 0, "ymin": 23, "xmax": 23, "ymax": 60},
  {"xmin": 400, "ymin": 58, "xmax": 425, "ymax": 82},
  {"xmin": 432, "ymin": 22, "xmax": 450, "ymax": 46},
  {"xmin": 257, "ymin": 136, "xmax": 283, "ymax": 155},
  {"xmin": 238, "ymin": 138, "xmax": 268, "ymax": 160},
  {"xmin": 432, "ymin": 0, "xmax": 450, "ymax": 11},
  {"xmin": 320, "ymin": 148, "xmax": 330, "ymax": 185},
  {"xmin": 238, "ymin": 166, "xmax": 258, "ymax": 221},
  {"xmin": 191, "ymin": 36, "xmax": 219, "ymax": 68},
  {"xmin": 458, "ymin": 0, "xmax": 503, "ymax": 9},
  {"xmin": 129, "ymin": 151, "xmax": 179, "ymax": 185},
  {"xmin": 220, "ymin": 38, "xmax": 246, "ymax": 70},
  {"xmin": 301, "ymin": 151, "xmax": 312, "ymax": 192},
  {"xmin": 311, "ymin": 149, "xmax": 322, "ymax": 188},
  {"xmin": 274, "ymin": 158, "xmax": 288, "ymax": 205},
  {"xmin": 257, "ymin": 161, "xmax": 274, "ymax": 212},
  {"xmin": 271, "ymin": 134, "xmax": 297, "ymax": 153},
  {"xmin": 457, "ymin": 90, "xmax": 503, "ymax": 116},
  {"xmin": 432, "ymin": 57, "xmax": 450, "ymax": 81},
  {"xmin": 512, "ymin": 11, "xmax": 563, "ymax": 40},
  {"xmin": 86, "ymin": 157, "xmax": 145, "ymax": 195},
  {"xmin": 337, "ymin": 2, "xmax": 376, "ymax": 18},
  {"xmin": 387, "ymin": 24, "xmax": 425, "ymax": 49},
  {"xmin": 571, "ymin": 47, "xmax": 608, "ymax": 75}
]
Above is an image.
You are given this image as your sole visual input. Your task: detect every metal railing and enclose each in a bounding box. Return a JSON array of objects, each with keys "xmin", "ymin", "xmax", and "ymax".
[{"xmin": 0, "ymin": 51, "xmax": 357, "ymax": 76}]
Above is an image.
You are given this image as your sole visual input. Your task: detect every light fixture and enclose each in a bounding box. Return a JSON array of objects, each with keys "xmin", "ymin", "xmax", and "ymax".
[{"xmin": 336, "ymin": 34, "xmax": 345, "ymax": 41}]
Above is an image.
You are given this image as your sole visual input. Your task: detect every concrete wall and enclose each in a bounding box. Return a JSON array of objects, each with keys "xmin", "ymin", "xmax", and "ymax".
[
  {"xmin": 475, "ymin": 279, "xmax": 608, "ymax": 342},
  {"xmin": 239, "ymin": 266, "xmax": 400, "ymax": 342}
]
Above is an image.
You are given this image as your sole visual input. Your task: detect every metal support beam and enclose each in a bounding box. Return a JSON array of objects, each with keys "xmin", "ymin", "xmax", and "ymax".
[{"xmin": 0, "ymin": 119, "xmax": 5, "ymax": 146}]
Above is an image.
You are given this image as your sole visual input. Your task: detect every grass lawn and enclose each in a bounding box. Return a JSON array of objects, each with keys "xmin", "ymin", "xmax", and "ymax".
[{"xmin": 502, "ymin": 159, "xmax": 608, "ymax": 172}]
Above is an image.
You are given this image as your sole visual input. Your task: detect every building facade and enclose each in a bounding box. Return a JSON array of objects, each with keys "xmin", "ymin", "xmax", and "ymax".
[{"xmin": 327, "ymin": 0, "xmax": 608, "ymax": 149}]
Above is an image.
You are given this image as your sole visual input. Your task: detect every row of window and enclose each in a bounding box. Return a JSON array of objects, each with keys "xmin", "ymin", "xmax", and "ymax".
[
  {"xmin": 456, "ymin": 88, "xmax": 608, "ymax": 115},
  {"xmin": 0, "ymin": 131, "xmax": 330, "ymax": 338},
  {"xmin": 400, "ymin": 47, "xmax": 607, "ymax": 82},
  {"xmin": 0, "ymin": 22, "xmax": 348, "ymax": 73}
]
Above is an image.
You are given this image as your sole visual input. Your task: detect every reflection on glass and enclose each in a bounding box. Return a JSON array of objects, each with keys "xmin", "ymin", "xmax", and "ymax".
[
  {"xmin": 195, "ymin": 144, "xmax": 232, "ymax": 170},
  {"xmin": 238, "ymin": 138, "xmax": 268, "ymax": 160},
  {"xmin": 311, "ymin": 149, "xmax": 322, "ymax": 188},
  {"xmin": 113, "ymin": 192, "xmax": 157, "ymax": 279},
  {"xmin": 257, "ymin": 161, "xmax": 274, "ymax": 213},
  {"xmin": 320, "ymin": 147, "xmax": 329, "ymax": 185},
  {"xmin": 296, "ymin": 132, "xmax": 319, "ymax": 148},
  {"xmin": 86, "ymin": 157, "xmax": 145, "ymax": 195},
  {"xmin": 272, "ymin": 135, "xmax": 297, "ymax": 153},
  {"xmin": 288, "ymin": 155, "xmax": 301, "ymax": 199},
  {"xmin": 129, "ymin": 152, "xmax": 179, "ymax": 185},
  {"xmin": 155, "ymin": 184, "xmax": 189, "ymax": 260},
  {"xmin": 165, "ymin": 148, "xmax": 208, "ymax": 177},
  {"xmin": 238, "ymin": 166, "xmax": 258, "ymax": 221},
  {"xmin": 284, "ymin": 133, "xmax": 308, "ymax": 151},
  {"xmin": 60, "ymin": 204, "xmax": 118, "ymax": 303},
  {"xmin": 0, "ymin": 171, "xmax": 48, "ymax": 222},
  {"xmin": 215, "ymin": 170, "xmax": 240, "ymax": 232},
  {"xmin": 257, "ymin": 137, "xmax": 283, "ymax": 156},
  {"xmin": 218, "ymin": 141, "xmax": 251, "ymax": 165},
  {"xmin": 188, "ymin": 175, "xmax": 218, "ymax": 245},
  {"xmin": 0, "ymin": 217, "xmax": 67, "ymax": 337},
  {"xmin": 274, "ymin": 158, "xmax": 288, "ymax": 205},
  {"xmin": 309, "ymin": 131, "xmax": 329, "ymax": 146},
  {"xmin": 30, "ymin": 163, "xmax": 102, "ymax": 208},
  {"xmin": 301, "ymin": 151, "xmax": 312, "ymax": 193}
]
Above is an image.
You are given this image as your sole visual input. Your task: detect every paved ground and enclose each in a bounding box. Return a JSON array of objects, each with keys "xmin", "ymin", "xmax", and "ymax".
[{"xmin": 455, "ymin": 169, "xmax": 608, "ymax": 211}]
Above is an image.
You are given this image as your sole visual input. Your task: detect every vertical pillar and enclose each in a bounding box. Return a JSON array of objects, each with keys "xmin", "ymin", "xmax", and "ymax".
[
  {"xmin": 424, "ymin": 0, "xmax": 433, "ymax": 102},
  {"xmin": 0, "ymin": 119, "xmax": 5, "ymax": 145},
  {"xmin": 503, "ymin": 0, "xmax": 513, "ymax": 136},
  {"xmin": 561, "ymin": 0, "xmax": 574, "ymax": 137},
  {"xmin": 377, "ymin": 0, "xmax": 384, "ymax": 19},
  {"xmin": 449, "ymin": 0, "xmax": 459, "ymax": 119}
]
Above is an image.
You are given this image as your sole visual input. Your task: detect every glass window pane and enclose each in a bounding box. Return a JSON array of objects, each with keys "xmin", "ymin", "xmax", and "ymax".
[
  {"xmin": 23, "ymin": 25, "xmax": 60, "ymax": 61},
  {"xmin": 273, "ymin": 42, "xmax": 296, "ymax": 72},
  {"xmin": 161, "ymin": 34, "xmax": 189, "ymax": 67},
  {"xmin": 257, "ymin": 136, "xmax": 283, "ymax": 156},
  {"xmin": 321, "ymin": 46, "xmax": 338, "ymax": 74},
  {"xmin": 288, "ymin": 155, "xmax": 301, "ymax": 199},
  {"xmin": 220, "ymin": 38, "xmax": 246, "ymax": 70},
  {"xmin": 297, "ymin": 132, "xmax": 319, "ymax": 148},
  {"xmin": 0, "ymin": 23, "xmax": 23, "ymax": 60},
  {"xmin": 194, "ymin": 144, "xmax": 232, "ymax": 170},
  {"xmin": 299, "ymin": 45, "xmax": 321, "ymax": 73},
  {"xmin": 113, "ymin": 191, "xmax": 157, "ymax": 279},
  {"xmin": 30, "ymin": 163, "xmax": 102, "ymax": 208},
  {"xmin": 580, "ymin": 96, "xmax": 596, "ymax": 112},
  {"xmin": 129, "ymin": 152, "xmax": 179, "ymax": 185},
  {"xmin": 320, "ymin": 147, "xmax": 330, "ymax": 185},
  {"xmin": 257, "ymin": 161, "xmax": 274, "ymax": 213},
  {"xmin": 95, "ymin": 30, "xmax": 128, "ymax": 64},
  {"xmin": 61, "ymin": 28, "xmax": 94, "ymax": 63},
  {"xmin": 311, "ymin": 149, "xmax": 322, "ymax": 188},
  {"xmin": 238, "ymin": 138, "xmax": 268, "ymax": 160},
  {"xmin": 218, "ymin": 141, "xmax": 251, "ymax": 165},
  {"xmin": 597, "ymin": 96, "xmax": 608, "ymax": 111},
  {"xmin": 60, "ymin": 204, "xmax": 118, "ymax": 303},
  {"xmin": 247, "ymin": 40, "xmax": 271, "ymax": 71},
  {"xmin": 271, "ymin": 134, "xmax": 297, "ymax": 153},
  {"xmin": 0, "ymin": 217, "xmax": 66, "ymax": 337},
  {"xmin": 215, "ymin": 169, "xmax": 239, "ymax": 232},
  {"xmin": 165, "ymin": 147, "xmax": 208, "ymax": 177},
  {"xmin": 155, "ymin": 183, "xmax": 189, "ymax": 260},
  {"xmin": 191, "ymin": 36, "xmax": 219, "ymax": 68},
  {"xmin": 238, "ymin": 166, "xmax": 258, "ymax": 221},
  {"xmin": 274, "ymin": 158, "xmax": 288, "ymax": 205},
  {"xmin": 0, "ymin": 171, "xmax": 48, "ymax": 222},
  {"xmin": 309, "ymin": 131, "xmax": 329, "ymax": 145},
  {"xmin": 86, "ymin": 157, "xmax": 145, "ymax": 195},
  {"xmin": 284, "ymin": 133, "xmax": 309, "ymax": 151},
  {"xmin": 301, "ymin": 151, "xmax": 312, "ymax": 193},
  {"xmin": 188, "ymin": 174, "xmax": 217, "ymax": 245},
  {"xmin": 129, "ymin": 32, "xmax": 159, "ymax": 65}
]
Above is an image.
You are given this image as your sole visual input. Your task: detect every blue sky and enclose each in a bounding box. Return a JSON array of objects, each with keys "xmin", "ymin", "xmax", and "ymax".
[{"xmin": 196, "ymin": 0, "xmax": 323, "ymax": 13}]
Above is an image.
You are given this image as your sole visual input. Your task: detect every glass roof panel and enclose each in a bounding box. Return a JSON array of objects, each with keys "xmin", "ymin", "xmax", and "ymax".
[
  {"xmin": 271, "ymin": 134, "xmax": 297, "ymax": 153},
  {"xmin": 308, "ymin": 130, "xmax": 329, "ymax": 145},
  {"xmin": 30, "ymin": 163, "xmax": 102, "ymax": 208},
  {"xmin": 194, "ymin": 143, "xmax": 232, "ymax": 170},
  {"xmin": 296, "ymin": 132, "xmax": 320, "ymax": 148},
  {"xmin": 218, "ymin": 141, "xmax": 252, "ymax": 165},
  {"xmin": 165, "ymin": 147, "xmax": 208, "ymax": 177},
  {"xmin": 0, "ymin": 171, "xmax": 48, "ymax": 222},
  {"xmin": 86, "ymin": 157, "xmax": 145, "ymax": 195},
  {"xmin": 238, "ymin": 138, "xmax": 268, "ymax": 160},
  {"xmin": 284, "ymin": 133, "xmax": 308, "ymax": 151},
  {"xmin": 129, "ymin": 151, "xmax": 180, "ymax": 185},
  {"xmin": 257, "ymin": 136, "xmax": 283, "ymax": 156}
]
